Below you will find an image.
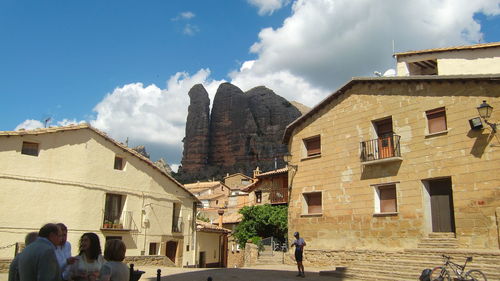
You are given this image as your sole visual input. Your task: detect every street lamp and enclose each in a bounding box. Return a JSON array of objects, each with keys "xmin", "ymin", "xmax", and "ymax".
[{"xmin": 477, "ymin": 100, "xmax": 497, "ymax": 133}]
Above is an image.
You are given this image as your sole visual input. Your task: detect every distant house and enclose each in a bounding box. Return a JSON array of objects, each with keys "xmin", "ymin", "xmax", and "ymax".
[
  {"xmin": 0, "ymin": 124, "xmax": 199, "ymax": 266},
  {"xmin": 283, "ymin": 42, "xmax": 500, "ymax": 264},
  {"xmin": 223, "ymin": 173, "xmax": 251, "ymax": 211},
  {"xmin": 184, "ymin": 181, "xmax": 230, "ymax": 222},
  {"xmin": 243, "ymin": 167, "xmax": 289, "ymax": 206},
  {"xmin": 196, "ymin": 220, "xmax": 230, "ymax": 268}
]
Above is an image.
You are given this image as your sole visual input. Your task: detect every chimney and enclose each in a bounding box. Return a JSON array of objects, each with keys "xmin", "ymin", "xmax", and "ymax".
[
  {"xmin": 253, "ymin": 167, "xmax": 260, "ymax": 178},
  {"xmin": 217, "ymin": 209, "xmax": 224, "ymax": 228}
]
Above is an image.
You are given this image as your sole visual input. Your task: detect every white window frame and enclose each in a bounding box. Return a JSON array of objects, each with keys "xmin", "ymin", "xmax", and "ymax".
[{"xmin": 373, "ymin": 182, "xmax": 399, "ymax": 215}]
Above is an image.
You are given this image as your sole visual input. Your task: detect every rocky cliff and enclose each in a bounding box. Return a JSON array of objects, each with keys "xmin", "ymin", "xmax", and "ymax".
[{"xmin": 177, "ymin": 83, "xmax": 303, "ymax": 183}]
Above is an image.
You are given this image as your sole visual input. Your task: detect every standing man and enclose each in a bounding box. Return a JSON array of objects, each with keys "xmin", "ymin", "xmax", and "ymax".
[
  {"xmin": 291, "ymin": 231, "xmax": 306, "ymax": 277},
  {"xmin": 18, "ymin": 223, "xmax": 62, "ymax": 281},
  {"xmin": 8, "ymin": 232, "xmax": 38, "ymax": 281},
  {"xmin": 55, "ymin": 223, "xmax": 75, "ymax": 280}
]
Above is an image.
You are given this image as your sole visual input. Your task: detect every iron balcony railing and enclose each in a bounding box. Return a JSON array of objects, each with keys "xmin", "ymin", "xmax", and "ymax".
[
  {"xmin": 102, "ymin": 210, "xmax": 136, "ymax": 230},
  {"xmin": 172, "ymin": 216, "xmax": 183, "ymax": 233},
  {"xmin": 270, "ymin": 187, "xmax": 288, "ymax": 204},
  {"xmin": 360, "ymin": 135, "xmax": 401, "ymax": 162}
]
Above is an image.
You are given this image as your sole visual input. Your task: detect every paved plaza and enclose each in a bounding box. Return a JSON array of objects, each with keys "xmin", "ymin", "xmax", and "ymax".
[{"xmin": 1, "ymin": 264, "xmax": 343, "ymax": 281}]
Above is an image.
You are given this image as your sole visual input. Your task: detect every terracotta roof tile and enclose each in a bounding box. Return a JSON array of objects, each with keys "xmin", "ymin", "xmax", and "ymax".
[
  {"xmin": 196, "ymin": 220, "xmax": 231, "ymax": 233},
  {"xmin": 394, "ymin": 42, "xmax": 500, "ymax": 57}
]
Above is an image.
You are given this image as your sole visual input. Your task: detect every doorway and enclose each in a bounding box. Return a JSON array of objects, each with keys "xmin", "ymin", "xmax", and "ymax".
[
  {"xmin": 374, "ymin": 118, "xmax": 394, "ymax": 159},
  {"xmin": 199, "ymin": 251, "xmax": 206, "ymax": 268},
  {"xmin": 425, "ymin": 178, "xmax": 456, "ymax": 233},
  {"xmin": 166, "ymin": 241, "xmax": 178, "ymax": 263}
]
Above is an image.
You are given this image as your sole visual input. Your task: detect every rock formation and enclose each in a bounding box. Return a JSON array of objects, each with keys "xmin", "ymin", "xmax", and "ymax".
[{"xmin": 177, "ymin": 83, "xmax": 304, "ymax": 183}]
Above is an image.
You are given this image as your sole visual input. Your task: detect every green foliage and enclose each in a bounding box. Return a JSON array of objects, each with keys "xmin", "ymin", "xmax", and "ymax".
[
  {"xmin": 233, "ymin": 204, "xmax": 288, "ymax": 248},
  {"xmin": 196, "ymin": 213, "xmax": 210, "ymax": 223}
]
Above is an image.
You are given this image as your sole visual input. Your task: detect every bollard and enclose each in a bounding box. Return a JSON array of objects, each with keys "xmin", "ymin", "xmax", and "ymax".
[
  {"xmin": 156, "ymin": 269, "xmax": 161, "ymax": 281},
  {"xmin": 130, "ymin": 264, "xmax": 135, "ymax": 280}
]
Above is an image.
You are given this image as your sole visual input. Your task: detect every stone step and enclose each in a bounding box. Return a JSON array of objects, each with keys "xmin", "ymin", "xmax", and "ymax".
[{"xmin": 428, "ymin": 232, "xmax": 456, "ymax": 238}]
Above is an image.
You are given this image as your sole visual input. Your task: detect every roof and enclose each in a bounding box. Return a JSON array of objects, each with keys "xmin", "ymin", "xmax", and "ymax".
[
  {"xmin": 198, "ymin": 193, "xmax": 225, "ymax": 200},
  {"xmin": 184, "ymin": 181, "xmax": 228, "ymax": 190},
  {"xmin": 196, "ymin": 220, "xmax": 231, "ymax": 233},
  {"xmin": 223, "ymin": 172, "xmax": 252, "ymax": 180},
  {"xmin": 255, "ymin": 167, "xmax": 288, "ymax": 178},
  {"xmin": 283, "ymin": 74, "xmax": 500, "ymax": 144},
  {"xmin": 0, "ymin": 123, "xmax": 200, "ymax": 203},
  {"xmin": 394, "ymin": 42, "xmax": 500, "ymax": 58}
]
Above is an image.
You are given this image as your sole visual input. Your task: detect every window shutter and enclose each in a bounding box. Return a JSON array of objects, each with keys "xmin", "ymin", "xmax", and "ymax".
[
  {"xmin": 305, "ymin": 136, "xmax": 321, "ymax": 156},
  {"xmin": 427, "ymin": 108, "xmax": 447, "ymax": 134},
  {"xmin": 306, "ymin": 192, "xmax": 322, "ymax": 214},
  {"xmin": 380, "ymin": 187, "xmax": 397, "ymax": 213}
]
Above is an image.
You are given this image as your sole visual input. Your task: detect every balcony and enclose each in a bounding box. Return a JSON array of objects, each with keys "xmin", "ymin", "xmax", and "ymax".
[
  {"xmin": 360, "ymin": 135, "xmax": 402, "ymax": 165},
  {"xmin": 172, "ymin": 216, "xmax": 184, "ymax": 233},
  {"xmin": 102, "ymin": 211, "xmax": 136, "ymax": 231},
  {"xmin": 270, "ymin": 187, "xmax": 288, "ymax": 204}
]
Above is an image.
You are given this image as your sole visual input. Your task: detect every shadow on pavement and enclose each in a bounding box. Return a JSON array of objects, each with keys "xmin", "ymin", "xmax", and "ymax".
[{"xmin": 144, "ymin": 268, "xmax": 344, "ymax": 281}]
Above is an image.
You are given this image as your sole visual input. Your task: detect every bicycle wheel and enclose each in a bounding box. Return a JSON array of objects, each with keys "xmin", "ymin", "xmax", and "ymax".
[
  {"xmin": 465, "ymin": 269, "xmax": 487, "ymax": 281},
  {"xmin": 430, "ymin": 266, "xmax": 451, "ymax": 281}
]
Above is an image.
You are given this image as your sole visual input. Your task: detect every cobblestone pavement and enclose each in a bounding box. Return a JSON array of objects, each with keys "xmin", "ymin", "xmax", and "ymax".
[{"xmin": 0, "ymin": 264, "xmax": 343, "ymax": 281}]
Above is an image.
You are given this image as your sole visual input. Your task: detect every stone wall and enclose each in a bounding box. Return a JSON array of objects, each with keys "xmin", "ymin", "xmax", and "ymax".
[
  {"xmin": 243, "ymin": 243, "xmax": 259, "ymax": 267},
  {"xmin": 0, "ymin": 259, "xmax": 10, "ymax": 273},
  {"xmin": 227, "ymin": 248, "xmax": 245, "ymax": 268},
  {"xmin": 124, "ymin": 255, "xmax": 176, "ymax": 267}
]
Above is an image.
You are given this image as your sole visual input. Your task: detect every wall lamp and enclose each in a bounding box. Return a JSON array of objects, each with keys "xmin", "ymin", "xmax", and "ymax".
[
  {"xmin": 477, "ymin": 100, "xmax": 497, "ymax": 133},
  {"xmin": 283, "ymin": 152, "xmax": 298, "ymax": 170}
]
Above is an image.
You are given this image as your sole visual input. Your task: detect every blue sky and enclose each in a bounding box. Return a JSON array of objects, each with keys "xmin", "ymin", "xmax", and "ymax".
[{"xmin": 1, "ymin": 0, "xmax": 499, "ymax": 169}]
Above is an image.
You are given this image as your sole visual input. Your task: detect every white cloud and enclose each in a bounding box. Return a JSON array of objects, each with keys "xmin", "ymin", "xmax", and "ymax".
[
  {"xmin": 56, "ymin": 119, "xmax": 85, "ymax": 127},
  {"xmin": 181, "ymin": 11, "xmax": 195, "ymax": 19},
  {"xmin": 232, "ymin": 0, "xmax": 500, "ymax": 107},
  {"xmin": 14, "ymin": 119, "xmax": 44, "ymax": 131},
  {"xmin": 248, "ymin": 0, "xmax": 291, "ymax": 15},
  {"xmin": 90, "ymin": 69, "xmax": 225, "ymax": 164},
  {"xmin": 183, "ymin": 23, "xmax": 200, "ymax": 36}
]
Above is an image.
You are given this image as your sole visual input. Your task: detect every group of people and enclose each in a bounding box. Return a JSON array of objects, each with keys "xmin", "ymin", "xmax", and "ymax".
[{"xmin": 9, "ymin": 223, "xmax": 130, "ymax": 281}]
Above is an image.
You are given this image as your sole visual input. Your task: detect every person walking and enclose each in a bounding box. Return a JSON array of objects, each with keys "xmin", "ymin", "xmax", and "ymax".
[
  {"xmin": 18, "ymin": 223, "xmax": 62, "ymax": 281},
  {"xmin": 8, "ymin": 232, "xmax": 38, "ymax": 281},
  {"xmin": 291, "ymin": 231, "xmax": 306, "ymax": 277}
]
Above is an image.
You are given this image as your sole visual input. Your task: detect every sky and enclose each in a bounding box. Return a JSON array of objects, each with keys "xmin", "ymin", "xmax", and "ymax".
[{"xmin": 1, "ymin": 0, "xmax": 499, "ymax": 171}]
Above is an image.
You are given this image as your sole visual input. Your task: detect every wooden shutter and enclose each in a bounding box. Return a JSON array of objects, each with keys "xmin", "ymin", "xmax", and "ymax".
[
  {"xmin": 427, "ymin": 107, "xmax": 447, "ymax": 134},
  {"xmin": 379, "ymin": 186, "xmax": 396, "ymax": 213},
  {"xmin": 21, "ymin": 142, "xmax": 39, "ymax": 156},
  {"xmin": 305, "ymin": 136, "xmax": 321, "ymax": 157},
  {"xmin": 306, "ymin": 192, "xmax": 322, "ymax": 214}
]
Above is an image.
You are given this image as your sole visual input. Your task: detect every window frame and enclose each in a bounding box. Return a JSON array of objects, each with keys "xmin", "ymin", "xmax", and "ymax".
[
  {"xmin": 104, "ymin": 193, "xmax": 125, "ymax": 224},
  {"xmin": 303, "ymin": 135, "xmax": 321, "ymax": 158},
  {"xmin": 21, "ymin": 141, "xmax": 39, "ymax": 156},
  {"xmin": 255, "ymin": 191, "xmax": 262, "ymax": 203},
  {"xmin": 302, "ymin": 191, "xmax": 322, "ymax": 215},
  {"xmin": 426, "ymin": 107, "xmax": 447, "ymax": 135},
  {"xmin": 114, "ymin": 156, "xmax": 125, "ymax": 170},
  {"xmin": 149, "ymin": 242, "xmax": 158, "ymax": 255},
  {"xmin": 373, "ymin": 183, "xmax": 398, "ymax": 215}
]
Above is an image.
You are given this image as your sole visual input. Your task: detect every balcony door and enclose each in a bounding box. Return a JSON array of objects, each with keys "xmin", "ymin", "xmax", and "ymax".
[{"xmin": 374, "ymin": 118, "xmax": 394, "ymax": 159}]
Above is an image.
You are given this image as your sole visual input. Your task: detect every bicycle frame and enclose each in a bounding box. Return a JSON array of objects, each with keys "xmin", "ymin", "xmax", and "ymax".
[{"xmin": 440, "ymin": 255, "xmax": 472, "ymax": 279}]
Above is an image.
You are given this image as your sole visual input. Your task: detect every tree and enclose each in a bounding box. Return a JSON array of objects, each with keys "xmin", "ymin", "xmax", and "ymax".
[{"xmin": 233, "ymin": 204, "xmax": 288, "ymax": 248}]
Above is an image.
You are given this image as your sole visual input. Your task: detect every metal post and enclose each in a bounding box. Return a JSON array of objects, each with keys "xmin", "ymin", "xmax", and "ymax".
[{"xmin": 156, "ymin": 269, "xmax": 161, "ymax": 281}]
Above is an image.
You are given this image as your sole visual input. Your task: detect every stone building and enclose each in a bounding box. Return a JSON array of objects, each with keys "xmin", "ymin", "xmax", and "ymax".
[
  {"xmin": 195, "ymin": 220, "xmax": 230, "ymax": 268},
  {"xmin": 0, "ymin": 124, "xmax": 199, "ymax": 267},
  {"xmin": 283, "ymin": 43, "xmax": 500, "ymax": 260}
]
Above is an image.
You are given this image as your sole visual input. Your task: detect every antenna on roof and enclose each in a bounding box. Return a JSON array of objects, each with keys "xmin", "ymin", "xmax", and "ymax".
[
  {"xmin": 43, "ymin": 117, "xmax": 52, "ymax": 128},
  {"xmin": 125, "ymin": 137, "xmax": 129, "ymax": 146}
]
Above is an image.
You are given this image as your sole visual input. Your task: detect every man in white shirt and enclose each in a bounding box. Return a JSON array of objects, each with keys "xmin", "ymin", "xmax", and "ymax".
[
  {"xmin": 291, "ymin": 231, "xmax": 306, "ymax": 277},
  {"xmin": 55, "ymin": 223, "xmax": 75, "ymax": 280}
]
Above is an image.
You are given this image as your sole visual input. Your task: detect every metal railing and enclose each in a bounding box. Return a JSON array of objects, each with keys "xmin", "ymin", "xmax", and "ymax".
[
  {"xmin": 172, "ymin": 216, "xmax": 183, "ymax": 233},
  {"xmin": 360, "ymin": 135, "xmax": 401, "ymax": 162},
  {"xmin": 102, "ymin": 211, "xmax": 136, "ymax": 230},
  {"xmin": 270, "ymin": 187, "xmax": 288, "ymax": 204}
]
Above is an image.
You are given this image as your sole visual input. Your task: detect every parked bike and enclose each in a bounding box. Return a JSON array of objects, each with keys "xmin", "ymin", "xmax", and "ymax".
[{"xmin": 430, "ymin": 255, "xmax": 487, "ymax": 281}]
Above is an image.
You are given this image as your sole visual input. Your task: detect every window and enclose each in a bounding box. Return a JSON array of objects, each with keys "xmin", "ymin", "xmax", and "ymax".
[
  {"xmin": 255, "ymin": 191, "xmax": 262, "ymax": 203},
  {"xmin": 408, "ymin": 59, "xmax": 437, "ymax": 75},
  {"xmin": 426, "ymin": 107, "xmax": 447, "ymax": 134},
  {"xmin": 149, "ymin": 243, "xmax": 158, "ymax": 255},
  {"xmin": 114, "ymin": 156, "xmax": 125, "ymax": 170},
  {"xmin": 21, "ymin": 142, "xmax": 39, "ymax": 156},
  {"xmin": 374, "ymin": 184, "xmax": 397, "ymax": 213},
  {"xmin": 304, "ymin": 135, "xmax": 321, "ymax": 157},
  {"xmin": 303, "ymin": 192, "xmax": 322, "ymax": 214},
  {"xmin": 186, "ymin": 245, "xmax": 190, "ymax": 252},
  {"xmin": 104, "ymin": 193, "xmax": 124, "ymax": 225}
]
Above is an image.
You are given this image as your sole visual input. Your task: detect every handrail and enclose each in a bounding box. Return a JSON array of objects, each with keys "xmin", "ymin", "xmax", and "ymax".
[{"xmin": 360, "ymin": 135, "xmax": 401, "ymax": 162}]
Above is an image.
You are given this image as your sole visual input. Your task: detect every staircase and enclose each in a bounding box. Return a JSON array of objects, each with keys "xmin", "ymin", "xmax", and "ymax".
[
  {"xmin": 254, "ymin": 246, "xmax": 284, "ymax": 265},
  {"xmin": 319, "ymin": 234, "xmax": 500, "ymax": 281},
  {"xmin": 417, "ymin": 232, "xmax": 458, "ymax": 249}
]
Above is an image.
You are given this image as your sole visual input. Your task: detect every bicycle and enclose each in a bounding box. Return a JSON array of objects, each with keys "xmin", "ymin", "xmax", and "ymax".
[{"xmin": 430, "ymin": 255, "xmax": 487, "ymax": 281}]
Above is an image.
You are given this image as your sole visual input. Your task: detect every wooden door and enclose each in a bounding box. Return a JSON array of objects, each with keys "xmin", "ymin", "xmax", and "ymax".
[
  {"xmin": 166, "ymin": 241, "xmax": 177, "ymax": 262},
  {"xmin": 375, "ymin": 118, "xmax": 394, "ymax": 159},
  {"xmin": 220, "ymin": 234, "xmax": 228, "ymax": 267},
  {"xmin": 429, "ymin": 178, "xmax": 455, "ymax": 232}
]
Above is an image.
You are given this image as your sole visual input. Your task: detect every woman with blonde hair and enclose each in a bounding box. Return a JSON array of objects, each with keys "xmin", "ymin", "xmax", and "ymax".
[{"xmin": 99, "ymin": 239, "xmax": 129, "ymax": 281}]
